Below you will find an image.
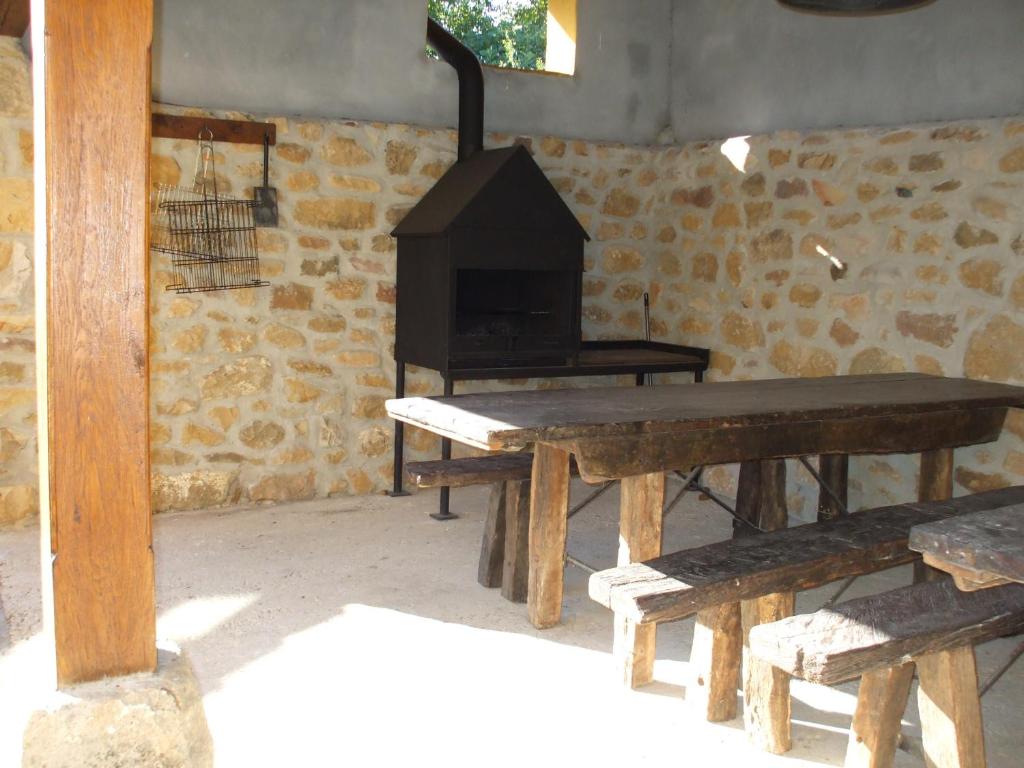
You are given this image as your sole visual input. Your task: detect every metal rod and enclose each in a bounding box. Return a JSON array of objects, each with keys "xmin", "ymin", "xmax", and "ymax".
[
  {"xmin": 798, "ymin": 456, "xmax": 849, "ymax": 516},
  {"xmin": 696, "ymin": 484, "xmax": 765, "ymax": 533},
  {"xmin": 567, "ymin": 481, "xmax": 613, "ymax": 520},
  {"xmin": 979, "ymin": 638, "xmax": 1024, "ymax": 697},
  {"xmin": 821, "ymin": 575, "xmax": 858, "ymax": 610},
  {"xmin": 431, "ymin": 375, "xmax": 458, "ymax": 520},
  {"xmin": 565, "ymin": 553, "xmax": 597, "ymax": 574},
  {"xmin": 389, "ymin": 360, "xmax": 409, "ymax": 497},
  {"xmin": 663, "ymin": 483, "xmax": 690, "ymax": 519}
]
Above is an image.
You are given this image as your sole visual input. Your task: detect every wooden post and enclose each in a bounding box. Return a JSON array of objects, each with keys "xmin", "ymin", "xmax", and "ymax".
[
  {"xmin": 742, "ymin": 458, "xmax": 792, "ymax": 754},
  {"xmin": 527, "ymin": 444, "xmax": 571, "ymax": 628},
  {"xmin": 917, "ymin": 448, "xmax": 954, "ymax": 582},
  {"xmin": 687, "ymin": 459, "xmax": 762, "ymax": 720},
  {"xmin": 817, "ymin": 454, "xmax": 848, "ymax": 521},
  {"xmin": 688, "ymin": 603, "xmax": 743, "ymax": 720},
  {"xmin": 614, "ymin": 472, "xmax": 665, "ymax": 688},
  {"xmin": 845, "ymin": 663, "xmax": 915, "ymax": 768},
  {"xmin": 38, "ymin": 0, "xmax": 156, "ymax": 685},
  {"xmin": 477, "ymin": 483, "xmax": 507, "ymax": 588},
  {"xmin": 916, "ymin": 646, "xmax": 986, "ymax": 768},
  {"xmin": 501, "ymin": 479, "xmax": 530, "ymax": 603}
]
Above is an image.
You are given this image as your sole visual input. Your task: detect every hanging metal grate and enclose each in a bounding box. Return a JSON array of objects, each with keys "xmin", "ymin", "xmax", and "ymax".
[{"xmin": 151, "ymin": 130, "xmax": 269, "ymax": 294}]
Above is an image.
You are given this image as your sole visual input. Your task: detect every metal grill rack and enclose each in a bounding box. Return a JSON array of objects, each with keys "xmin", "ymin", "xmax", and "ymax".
[{"xmin": 150, "ymin": 131, "xmax": 269, "ymax": 294}]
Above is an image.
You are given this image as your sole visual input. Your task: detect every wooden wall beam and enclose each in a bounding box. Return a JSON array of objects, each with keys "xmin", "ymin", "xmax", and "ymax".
[
  {"xmin": 0, "ymin": 0, "xmax": 29, "ymax": 37},
  {"xmin": 151, "ymin": 113, "xmax": 277, "ymax": 146},
  {"xmin": 41, "ymin": 0, "xmax": 156, "ymax": 685}
]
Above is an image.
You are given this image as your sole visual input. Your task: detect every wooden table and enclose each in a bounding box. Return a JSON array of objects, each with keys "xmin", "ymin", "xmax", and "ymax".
[
  {"xmin": 910, "ymin": 505, "xmax": 1024, "ymax": 591},
  {"xmin": 387, "ymin": 373, "xmax": 1024, "ymax": 686}
]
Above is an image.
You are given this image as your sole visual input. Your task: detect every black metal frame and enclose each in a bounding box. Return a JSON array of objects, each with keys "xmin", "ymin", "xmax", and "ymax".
[{"xmin": 389, "ymin": 339, "xmax": 711, "ymax": 520}]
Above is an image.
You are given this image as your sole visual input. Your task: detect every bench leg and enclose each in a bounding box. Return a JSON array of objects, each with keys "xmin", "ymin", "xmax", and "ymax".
[
  {"xmin": 916, "ymin": 448, "xmax": 954, "ymax": 583},
  {"xmin": 742, "ymin": 592, "xmax": 795, "ymax": 754},
  {"xmin": 845, "ymin": 662, "xmax": 914, "ymax": 768},
  {"xmin": 615, "ymin": 471, "xmax": 665, "ymax": 688},
  {"xmin": 916, "ymin": 646, "xmax": 986, "ymax": 768},
  {"xmin": 741, "ymin": 458, "xmax": 792, "ymax": 754},
  {"xmin": 688, "ymin": 603, "xmax": 742, "ymax": 721},
  {"xmin": 477, "ymin": 482, "xmax": 508, "ymax": 589},
  {"xmin": 527, "ymin": 444, "xmax": 572, "ymax": 629},
  {"xmin": 689, "ymin": 459, "xmax": 787, "ymax": 722},
  {"xmin": 501, "ymin": 479, "xmax": 530, "ymax": 603}
]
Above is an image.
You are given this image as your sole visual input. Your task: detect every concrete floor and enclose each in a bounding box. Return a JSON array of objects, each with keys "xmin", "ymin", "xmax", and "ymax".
[{"xmin": 1, "ymin": 481, "xmax": 1022, "ymax": 767}]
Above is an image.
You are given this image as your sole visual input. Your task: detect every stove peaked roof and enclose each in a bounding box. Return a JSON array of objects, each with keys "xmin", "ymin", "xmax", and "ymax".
[{"xmin": 391, "ymin": 144, "xmax": 590, "ymax": 240}]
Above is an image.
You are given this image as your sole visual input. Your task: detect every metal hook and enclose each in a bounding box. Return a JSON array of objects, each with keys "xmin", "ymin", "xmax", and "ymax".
[{"xmin": 198, "ymin": 126, "xmax": 214, "ymax": 142}]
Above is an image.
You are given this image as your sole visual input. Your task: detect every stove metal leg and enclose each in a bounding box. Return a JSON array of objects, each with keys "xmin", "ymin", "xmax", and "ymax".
[
  {"xmin": 431, "ymin": 374, "xmax": 459, "ymax": 521},
  {"xmin": 388, "ymin": 360, "xmax": 410, "ymax": 498}
]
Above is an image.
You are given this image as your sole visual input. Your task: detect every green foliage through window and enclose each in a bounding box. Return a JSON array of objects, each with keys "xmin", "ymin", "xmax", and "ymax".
[{"xmin": 427, "ymin": 0, "xmax": 548, "ymax": 71}]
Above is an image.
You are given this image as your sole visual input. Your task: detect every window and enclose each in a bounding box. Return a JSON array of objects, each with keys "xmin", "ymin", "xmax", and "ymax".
[{"xmin": 427, "ymin": 0, "xmax": 576, "ymax": 75}]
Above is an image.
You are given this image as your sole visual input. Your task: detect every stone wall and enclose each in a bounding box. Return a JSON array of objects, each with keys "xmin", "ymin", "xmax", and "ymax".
[
  {"xmin": 146, "ymin": 109, "xmax": 658, "ymax": 511},
  {"xmin": 649, "ymin": 119, "xmax": 1024, "ymax": 516},
  {"xmin": 3, "ymin": 31, "xmax": 1024, "ymax": 523},
  {"xmin": 0, "ymin": 38, "xmax": 35, "ymax": 524}
]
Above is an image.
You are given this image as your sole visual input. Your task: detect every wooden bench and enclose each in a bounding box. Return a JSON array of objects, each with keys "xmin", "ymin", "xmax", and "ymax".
[
  {"xmin": 749, "ymin": 578, "xmax": 1024, "ymax": 768},
  {"xmin": 588, "ymin": 486, "xmax": 1024, "ymax": 752},
  {"xmin": 407, "ymin": 454, "xmax": 534, "ymax": 601}
]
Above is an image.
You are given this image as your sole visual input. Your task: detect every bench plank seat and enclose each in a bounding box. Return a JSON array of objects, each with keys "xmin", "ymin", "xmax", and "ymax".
[
  {"xmin": 405, "ymin": 453, "xmax": 534, "ymax": 488},
  {"xmin": 748, "ymin": 578, "xmax": 1024, "ymax": 685},
  {"xmin": 589, "ymin": 486, "xmax": 1024, "ymax": 626}
]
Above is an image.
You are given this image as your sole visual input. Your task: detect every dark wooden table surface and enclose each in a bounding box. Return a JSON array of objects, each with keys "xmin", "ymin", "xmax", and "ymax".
[
  {"xmin": 910, "ymin": 504, "xmax": 1024, "ymax": 591},
  {"xmin": 387, "ymin": 373, "xmax": 1024, "ymax": 687}
]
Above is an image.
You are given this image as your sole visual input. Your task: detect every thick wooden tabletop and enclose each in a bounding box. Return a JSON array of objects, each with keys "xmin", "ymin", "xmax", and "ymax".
[
  {"xmin": 910, "ymin": 504, "xmax": 1024, "ymax": 590},
  {"xmin": 387, "ymin": 373, "xmax": 1024, "ymax": 446}
]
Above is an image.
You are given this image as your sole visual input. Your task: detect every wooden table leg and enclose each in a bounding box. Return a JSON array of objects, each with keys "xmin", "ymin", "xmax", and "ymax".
[
  {"xmin": 845, "ymin": 663, "xmax": 915, "ymax": 768},
  {"xmin": 502, "ymin": 479, "xmax": 531, "ymax": 603},
  {"xmin": 742, "ymin": 458, "xmax": 793, "ymax": 754},
  {"xmin": 817, "ymin": 454, "xmax": 848, "ymax": 522},
  {"xmin": 917, "ymin": 448, "xmax": 954, "ymax": 583},
  {"xmin": 916, "ymin": 646, "xmax": 986, "ymax": 768},
  {"xmin": 527, "ymin": 444, "xmax": 571, "ymax": 629},
  {"xmin": 687, "ymin": 460, "xmax": 762, "ymax": 720},
  {"xmin": 615, "ymin": 472, "xmax": 666, "ymax": 688},
  {"xmin": 477, "ymin": 482, "xmax": 507, "ymax": 588}
]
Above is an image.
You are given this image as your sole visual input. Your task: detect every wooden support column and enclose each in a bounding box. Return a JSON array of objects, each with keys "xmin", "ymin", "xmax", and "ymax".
[
  {"xmin": 917, "ymin": 448, "xmax": 954, "ymax": 582},
  {"xmin": 39, "ymin": 0, "xmax": 156, "ymax": 685},
  {"xmin": 916, "ymin": 646, "xmax": 986, "ymax": 768},
  {"xmin": 845, "ymin": 663, "xmax": 915, "ymax": 768},
  {"xmin": 614, "ymin": 471, "xmax": 665, "ymax": 688},
  {"xmin": 817, "ymin": 454, "xmax": 848, "ymax": 521},
  {"xmin": 741, "ymin": 458, "xmax": 792, "ymax": 754},
  {"xmin": 501, "ymin": 479, "xmax": 531, "ymax": 603},
  {"xmin": 527, "ymin": 444, "xmax": 571, "ymax": 628}
]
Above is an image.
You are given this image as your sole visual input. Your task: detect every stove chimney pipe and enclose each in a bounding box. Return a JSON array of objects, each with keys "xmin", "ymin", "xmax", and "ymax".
[{"xmin": 427, "ymin": 17, "xmax": 484, "ymax": 162}]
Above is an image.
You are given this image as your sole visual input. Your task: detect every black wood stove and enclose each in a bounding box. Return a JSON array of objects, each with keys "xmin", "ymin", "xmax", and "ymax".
[{"xmin": 389, "ymin": 19, "xmax": 709, "ymax": 519}]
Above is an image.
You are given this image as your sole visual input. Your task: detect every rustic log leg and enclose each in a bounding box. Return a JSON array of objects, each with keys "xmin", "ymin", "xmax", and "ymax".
[
  {"xmin": 614, "ymin": 472, "xmax": 666, "ymax": 688},
  {"xmin": 688, "ymin": 603, "xmax": 743, "ymax": 721},
  {"xmin": 742, "ymin": 459, "xmax": 792, "ymax": 754},
  {"xmin": 501, "ymin": 479, "xmax": 531, "ymax": 603},
  {"xmin": 477, "ymin": 482, "xmax": 507, "ymax": 589},
  {"xmin": 686, "ymin": 460, "xmax": 762, "ymax": 719},
  {"xmin": 915, "ymin": 646, "xmax": 986, "ymax": 768},
  {"xmin": 742, "ymin": 591, "xmax": 795, "ymax": 754},
  {"xmin": 527, "ymin": 444, "xmax": 572, "ymax": 629},
  {"xmin": 845, "ymin": 663, "xmax": 915, "ymax": 768},
  {"xmin": 817, "ymin": 454, "xmax": 848, "ymax": 522},
  {"xmin": 916, "ymin": 448, "xmax": 954, "ymax": 583}
]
